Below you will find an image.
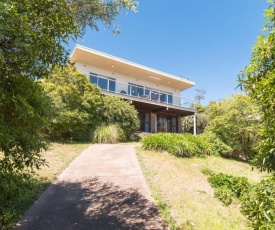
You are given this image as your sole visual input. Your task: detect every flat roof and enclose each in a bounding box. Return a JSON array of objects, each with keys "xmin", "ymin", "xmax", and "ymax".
[{"xmin": 70, "ymin": 45, "xmax": 195, "ymax": 91}]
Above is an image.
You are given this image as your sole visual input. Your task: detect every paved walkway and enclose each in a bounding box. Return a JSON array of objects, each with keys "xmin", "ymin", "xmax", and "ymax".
[{"xmin": 15, "ymin": 144, "xmax": 167, "ymax": 230}]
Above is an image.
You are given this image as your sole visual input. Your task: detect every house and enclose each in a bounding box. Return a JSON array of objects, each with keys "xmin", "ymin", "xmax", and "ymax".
[{"xmin": 70, "ymin": 45, "xmax": 196, "ymax": 134}]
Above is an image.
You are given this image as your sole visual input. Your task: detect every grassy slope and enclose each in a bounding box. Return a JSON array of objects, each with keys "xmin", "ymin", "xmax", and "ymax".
[{"xmin": 137, "ymin": 147, "xmax": 267, "ymax": 230}]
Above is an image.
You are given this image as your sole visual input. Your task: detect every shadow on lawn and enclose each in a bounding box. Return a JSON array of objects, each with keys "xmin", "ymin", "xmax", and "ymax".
[{"xmin": 15, "ymin": 178, "xmax": 167, "ymax": 230}]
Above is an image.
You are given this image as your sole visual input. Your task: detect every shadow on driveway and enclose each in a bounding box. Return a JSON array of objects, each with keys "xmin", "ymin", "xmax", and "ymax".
[{"xmin": 15, "ymin": 177, "xmax": 167, "ymax": 230}]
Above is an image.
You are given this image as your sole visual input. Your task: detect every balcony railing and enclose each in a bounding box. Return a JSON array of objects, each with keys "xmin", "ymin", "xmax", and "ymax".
[{"xmin": 89, "ymin": 75, "xmax": 195, "ymax": 110}]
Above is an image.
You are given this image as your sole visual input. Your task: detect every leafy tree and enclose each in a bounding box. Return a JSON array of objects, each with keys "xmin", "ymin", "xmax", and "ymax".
[
  {"xmin": 238, "ymin": 0, "xmax": 275, "ymax": 172},
  {"xmin": 0, "ymin": 0, "xmax": 137, "ymax": 173},
  {"xmin": 100, "ymin": 96, "xmax": 140, "ymax": 140},
  {"xmin": 205, "ymin": 94, "xmax": 261, "ymax": 160},
  {"xmin": 43, "ymin": 66, "xmax": 102, "ymax": 141}
]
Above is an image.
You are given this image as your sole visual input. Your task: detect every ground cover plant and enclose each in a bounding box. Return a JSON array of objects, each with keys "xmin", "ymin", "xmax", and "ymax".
[
  {"xmin": 137, "ymin": 147, "xmax": 266, "ymax": 230},
  {"xmin": 202, "ymin": 168, "xmax": 252, "ymax": 206},
  {"xmin": 0, "ymin": 143, "xmax": 90, "ymax": 230},
  {"xmin": 141, "ymin": 132, "xmax": 231, "ymax": 158}
]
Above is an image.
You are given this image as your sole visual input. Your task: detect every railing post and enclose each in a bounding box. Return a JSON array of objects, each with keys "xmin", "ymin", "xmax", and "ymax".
[{"xmin": 193, "ymin": 113, "xmax": 197, "ymax": 135}]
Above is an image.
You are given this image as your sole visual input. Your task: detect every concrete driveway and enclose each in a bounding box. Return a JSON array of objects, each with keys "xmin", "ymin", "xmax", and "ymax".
[{"xmin": 15, "ymin": 144, "xmax": 167, "ymax": 230}]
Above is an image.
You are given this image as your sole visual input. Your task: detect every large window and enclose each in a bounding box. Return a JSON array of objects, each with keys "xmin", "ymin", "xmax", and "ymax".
[
  {"xmin": 128, "ymin": 83, "xmax": 173, "ymax": 104},
  {"xmin": 89, "ymin": 73, "xmax": 116, "ymax": 92},
  {"xmin": 139, "ymin": 112, "xmax": 150, "ymax": 132},
  {"xmin": 128, "ymin": 84, "xmax": 144, "ymax": 97}
]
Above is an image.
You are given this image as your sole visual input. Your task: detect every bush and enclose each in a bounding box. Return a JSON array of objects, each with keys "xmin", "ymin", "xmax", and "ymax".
[
  {"xmin": 241, "ymin": 177, "xmax": 275, "ymax": 229},
  {"xmin": 100, "ymin": 96, "xmax": 139, "ymax": 140},
  {"xmin": 141, "ymin": 133, "xmax": 231, "ymax": 158},
  {"xmin": 43, "ymin": 66, "xmax": 102, "ymax": 141},
  {"xmin": 92, "ymin": 124, "xmax": 121, "ymax": 144},
  {"xmin": 0, "ymin": 172, "xmax": 27, "ymax": 229},
  {"xmin": 203, "ymin": 169, "xmax": 252, "ymax": 206},
  {"xmin": 197, "ymin": 132, "xmax": 232, "ymax": 157}
]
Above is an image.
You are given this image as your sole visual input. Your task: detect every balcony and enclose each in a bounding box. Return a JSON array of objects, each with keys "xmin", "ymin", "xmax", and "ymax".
[{"xmin": 89, "ymin": 74, "xmax": 196, "ymax": 112}]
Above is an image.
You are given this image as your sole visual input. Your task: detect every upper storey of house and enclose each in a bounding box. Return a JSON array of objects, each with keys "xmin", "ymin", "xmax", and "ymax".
[
  {"xmin": 71, "ymin": 45, "xmax": 194, "ymax": 89},
  {"xmin": 70, "ymin": 45, "xmax": 196, "ymax": 112}
]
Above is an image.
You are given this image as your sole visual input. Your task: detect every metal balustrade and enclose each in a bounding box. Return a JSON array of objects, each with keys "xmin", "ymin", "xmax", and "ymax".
[{"xmin": 89, "ymin": 75, "xmax": 195, "ymax": 109}]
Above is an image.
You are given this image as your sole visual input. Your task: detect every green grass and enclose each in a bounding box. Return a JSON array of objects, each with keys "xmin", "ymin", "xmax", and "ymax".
[
  {"xmin": 136, "ymin": 147, "xmax": 268, "ymax": 230},
  {"xmin": 1, "ymin": 143, "xmax": 90, "ymax": 229}
]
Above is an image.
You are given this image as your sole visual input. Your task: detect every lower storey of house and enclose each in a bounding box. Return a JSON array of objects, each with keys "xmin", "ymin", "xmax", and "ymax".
[{"xmin": 138, "ymin": 111, "xmax": 183, "ymax": 133}]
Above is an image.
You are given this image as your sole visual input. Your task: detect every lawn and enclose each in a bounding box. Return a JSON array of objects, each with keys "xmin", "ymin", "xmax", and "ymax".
[
  {"xmin": 2, "ymin": 142, "xmax": 90, "ymax": 229},
  {"xmin": 136, "ymin": 147, "xmax": 267, "ymax": 230}
]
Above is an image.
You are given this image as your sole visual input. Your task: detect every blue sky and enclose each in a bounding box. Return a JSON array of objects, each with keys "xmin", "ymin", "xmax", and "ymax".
[{"xmin": 69, "ymin": 1, "xmax": 269, "ymax": 105}]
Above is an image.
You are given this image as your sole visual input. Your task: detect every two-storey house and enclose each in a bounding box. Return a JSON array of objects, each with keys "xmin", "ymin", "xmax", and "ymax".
[{"xmin": 70, "ymin": 45, "xmax": 196, "ymax": 133}]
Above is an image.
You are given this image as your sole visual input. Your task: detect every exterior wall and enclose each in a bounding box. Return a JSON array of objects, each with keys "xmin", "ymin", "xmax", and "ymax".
[{"xmin": 74, "ymin": 62, "xmax": 182, "ymax": 98}]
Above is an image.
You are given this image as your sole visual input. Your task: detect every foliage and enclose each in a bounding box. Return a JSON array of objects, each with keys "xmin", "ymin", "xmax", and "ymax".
[
  {"xmin": 141, "ymin": 133, "xmax": 231, "ymax": 158},
  {"xmin": 182, "ymin": 113, "xmax": 208, "ymax": 135},
  {"xmin": 241, "ymin": 177, "xmax": 275, "ymax": 229},
  {"xmin": 238, "ymin": 0, "xmax": 275, "ymax": 172},
  {"xmin": 68, "ymin": 0, "xmax": 138, "ymax": 35},
  {"xmin": 0, "ymin": 77, "xmax": 52, "ymax": 173},
  {"xmin": 43, "ymin": 66, "xmax": 102, "ymax": 141},
  {"xmin": 205, "ymin": 94, "xmax": 261, "ymax": 161},
  {"xmin": 197, "ymin": 132, "xmax": 232, "ymax": 157},
  {"xmin": 0, "ymin": 171, "xmax": 27, "ymax": 229},
  {"xmin": 0, "ymin": 0, "xmax": 137, "ymax": 170},
  {"xmin": 100, "ymin": 96, "xmax": 140, "ymax": 140},
  {"xmin": 202, "ymin": 169, "xmax": 252, "ymax": 206},
  {"xmin": 92, "ymin": 124, "xmax": 122, "ymax": 144}
]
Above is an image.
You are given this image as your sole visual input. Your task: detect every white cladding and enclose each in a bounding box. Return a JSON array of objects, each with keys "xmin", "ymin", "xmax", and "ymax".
[{"xmin": 74, "ymin": 62, "xmax": 182, "ymax": 98}]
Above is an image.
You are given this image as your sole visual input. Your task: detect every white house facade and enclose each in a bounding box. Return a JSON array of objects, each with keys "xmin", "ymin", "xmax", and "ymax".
[{"xmin": 70, "ymin": 45, "xmax": 196, "ymax": 133}]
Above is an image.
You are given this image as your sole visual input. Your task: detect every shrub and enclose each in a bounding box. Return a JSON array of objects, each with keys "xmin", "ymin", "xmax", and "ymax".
[
  {"xmin": 0, "ymin": 171, "xmax": 27, "ymax": 229},
  {"xmin": 202, "ymin": 169, "xmax": 252, "ymax": 206},
  {"xmin": 43, "ymin": 66, "xmax": 102, "ymax": 141},
  {"xmin": 141, "ymin": 133, "xmax": 231, "ymax": 158},
  {"xmin": 241, "ymin": 177, "xmax": 275, "ymax": 229},
  {"xmin": 197, "ymin": 132, "xmax": 232, "ymax": 157},
  {"xmin": 100, "ymin": 96, "xmax": 139, "ymax": 140},
  {"xmin": 92, "ymin": 124, "xmax": 121, "ymax": 144}
]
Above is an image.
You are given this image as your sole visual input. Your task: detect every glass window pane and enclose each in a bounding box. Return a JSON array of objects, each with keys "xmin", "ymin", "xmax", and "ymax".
[
  {"xmin": 130, "ymin": 85, "xmax": 138, "ymax": 96},
  {"xmin": 137, "ymin": 86, "xmax": 144, "ymax": 96},
  {"xmin": 168, "ymin": 94, "xmax": 173, "ymax": 104},
  {"xmin": 160, "ymin": 92, "xmax": 167, "ymax": 103},
  {"xmin": 145, "ymin": 88, "xmax": 150, "ymax": 96},
  {"xmin": 109, "ymin": 80, "xmax": 116, "ymax": 92},
  {"xmin": 98, "ymin": 77, "xmax": 108, "ymax": 90},
  {"xmin": 90, "ymin": 75, "xmax": 97, "ymax": 85},
  {"xmin": 151, "ymin": 91, "xmax": 159, "ymax": 101}
]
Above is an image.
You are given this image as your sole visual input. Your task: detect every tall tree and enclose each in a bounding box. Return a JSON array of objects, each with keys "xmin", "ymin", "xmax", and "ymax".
[
  {"xmin": 0, "ymin": 0, "xmax": 137, "ymax": 173},
  {"xmin": 238, "ymin": 0, "xmax": 275, "ymax": 172},
  {"xmin": 205, "ymin": 94, "xmax": 261, "ymax": 160}
]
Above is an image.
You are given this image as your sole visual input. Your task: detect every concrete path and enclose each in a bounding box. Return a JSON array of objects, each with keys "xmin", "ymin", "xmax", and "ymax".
[{"xmin": 15, "ymin": 144, "xmax": 168, "ymax": 230}]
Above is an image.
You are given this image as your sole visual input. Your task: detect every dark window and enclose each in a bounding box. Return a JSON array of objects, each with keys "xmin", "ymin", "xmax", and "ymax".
[
  {"xmin": 168, "ymin": 94, "xmax": 173, "ymax": 104},
  {"xmin": 90, "ymin": 73, "xmax": 116, "ymax": 92},
  {"xmin": 151, "ymin": 91, "xmax": 159, "ymax": 101},
  {"xmin": 137, "ymin": 86, "xmax": 144, "ymax": 96},
  {"xmin": 145, "ymin": 88, "xmax": 151, "ymax": 96},
  {"xmin": 90, "ymin": 75, "xmax": 97, "ymax": 84},
  {"xmin": 160, "ymin": 92, "xmax": 167, "ymax": 103},
  {"xmin": 109, "ymin": 79, "xmax": 116, "ymax": 92},
  {"xmin": 98, "ymin": 77, "xmax": 108, "ymax": 90}
]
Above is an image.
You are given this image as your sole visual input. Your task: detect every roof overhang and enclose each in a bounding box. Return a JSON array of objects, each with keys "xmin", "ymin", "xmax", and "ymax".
[{"xmin": 70, "ymin": 45, "xmax": 195, "ymax": 91}]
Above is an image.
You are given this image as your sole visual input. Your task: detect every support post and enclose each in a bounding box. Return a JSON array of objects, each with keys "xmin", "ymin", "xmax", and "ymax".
[{"xmin": 193, "ymin": 113, "xmax": 197, "ymax": 135}]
